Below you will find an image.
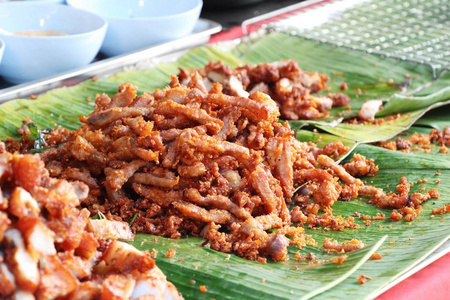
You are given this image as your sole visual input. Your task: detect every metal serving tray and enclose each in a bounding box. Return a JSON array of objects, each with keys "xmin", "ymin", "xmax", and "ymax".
[{"xmin": 0, "ymin": 18, "xmax": 221, "ymax": 103}]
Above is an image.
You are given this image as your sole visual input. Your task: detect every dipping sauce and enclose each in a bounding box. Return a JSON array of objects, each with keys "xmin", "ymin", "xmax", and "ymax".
[{"xmin": 14, "ymin": 30, "xmax": 68, "ymax": 37}]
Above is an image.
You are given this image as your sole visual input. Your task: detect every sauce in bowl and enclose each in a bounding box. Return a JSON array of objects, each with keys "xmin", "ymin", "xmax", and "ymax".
[{"xmin": 14, "ymin": 30, "xmax": 68, "ymax": 37}]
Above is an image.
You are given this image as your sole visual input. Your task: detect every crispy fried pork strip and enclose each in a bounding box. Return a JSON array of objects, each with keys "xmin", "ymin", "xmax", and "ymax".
[
  {"xmin": 266, "ymin": 137, "xmax": 294, "ymax": 198},
  {"xmin": 105, "ymin": 159, "xmax": 146, "ymax": 190},
  {"xmin": 87, "ymin": 107, "xmax": 152, "ymax": 128},
  {"xmin": 317, "ymin": 155, "xmax": 361, "ymax": 185},
  {"xmin": 184, "ymin": 188, "xmax": 251, "ymax": 219},
  {"xmin": 173, "ymin": 201, "xmax": 234, "ymax": 224},
  {"xmin": 88, "ymin": 219, "xmax": 134, "ymax": 241},
  {"xmin": 155, "ymin": 100, "xmax": 223, "ymax": 134},
  {"xmin": 295, "ymin": 169, "xmax": 340, "ymax": 207},
  {"xmin": 177, "ymin": 162, "xmax": 207, "ymax": 178},
  {"xmin": 207, "ymin": 92, "xmax": 279, "ymax": 123},
  {"xmin": 133, "ymin": 171, "xmax": 179, "ymax": 188},
  {"xmin": 132, "ymin": 184, "xmax": 182, "ymax": 207},
  {"xmin": 323, "ymin": 238, "xmax": 366, "ymax": 253},
  {"xmin": 108, "ymin": 83, "xmax": 138, "ymax": 108},
  {"xmin": 249, "ymin": 165, "xmax": 279, "ymax": 214}
]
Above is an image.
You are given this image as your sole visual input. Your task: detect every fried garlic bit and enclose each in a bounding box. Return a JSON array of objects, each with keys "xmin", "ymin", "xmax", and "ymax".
[
  {"xmin": 0, "ymin": 149, "xmax": 181, "ymax": 300},
  {"xmin": 359, "ymin": 177, "xmax": 439, "ymax": 221},
  {"xmin": 377, "ymin": 126, "xmax": 450, "ymax": 151},
  {"xmin": 356, "ymin": 274, "xmax": 373, "ymax": 284},
  {"xmin": 432, "ymin": 203, "xmax": 450, "ymax": 215}
]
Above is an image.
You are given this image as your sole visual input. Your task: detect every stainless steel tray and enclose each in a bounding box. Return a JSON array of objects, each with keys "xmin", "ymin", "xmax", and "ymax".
[{"xmin": 0, "ymin": 18, "xmax": 221, "ymax": 103}]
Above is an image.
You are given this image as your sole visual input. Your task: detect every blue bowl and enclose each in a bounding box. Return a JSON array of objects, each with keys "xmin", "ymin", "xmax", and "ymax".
[
  {"xmin": 67, "ymin": 0, "xmax": 202, "ymax": 57},
  {"xmin": 23, "ymin": 0, "xmax": 66, "ymax": 4},
  {"xmin": 0, "ymin": 3, "xmax": 107, "ymax": 84},
  {"xmin": 0, "ymin": 39, "xmax": 4, "ymax": 66}
]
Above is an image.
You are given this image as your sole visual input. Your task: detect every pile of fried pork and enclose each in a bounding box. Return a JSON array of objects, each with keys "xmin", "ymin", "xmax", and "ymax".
[
  {"xmin": 178, "ymin": 60, "xmax": 350, "ymax": 120},
  {"xmin": 0, "ymin": 148, "xmax": 181, "ymax": 299},
  {"xmin": 25, "ymin": 64, "xmax": 439, "ymax": 262}
]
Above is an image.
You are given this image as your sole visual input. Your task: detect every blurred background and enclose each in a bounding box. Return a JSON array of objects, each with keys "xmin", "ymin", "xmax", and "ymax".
[{"xmin": 201, "ymin": 0, "xmax": 300, "ymax": 29}]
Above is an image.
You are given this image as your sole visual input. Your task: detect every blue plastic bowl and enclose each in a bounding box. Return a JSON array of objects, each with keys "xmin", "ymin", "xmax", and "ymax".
[
  {"xmin": 67, "ymin": 0, "xmax": 202, "ymax": 57},
  {"xmin": 0, "ymin": 3, "xmax": 107, "ymax": 84}
]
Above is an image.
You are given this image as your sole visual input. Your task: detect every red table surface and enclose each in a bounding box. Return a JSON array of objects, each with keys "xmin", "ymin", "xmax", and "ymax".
[{"xmin": 208, "ymin": 23, "xmax": 450, "ymax": 300}]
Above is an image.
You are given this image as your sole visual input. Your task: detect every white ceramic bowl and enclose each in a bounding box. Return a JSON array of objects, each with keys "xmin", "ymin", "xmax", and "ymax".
[
  {"xmin": 67, "ymin": 0, "xmax": 202, "ymax": 57},
  {"xmin": 0, "ymin": 3, "xmax": 107, "ymax": 83}
]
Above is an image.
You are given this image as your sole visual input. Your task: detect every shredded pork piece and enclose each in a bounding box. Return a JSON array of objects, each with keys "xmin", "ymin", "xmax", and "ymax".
[{"xmin": 343, "ymin": 153, "xmax": 379, "ymax": 177}]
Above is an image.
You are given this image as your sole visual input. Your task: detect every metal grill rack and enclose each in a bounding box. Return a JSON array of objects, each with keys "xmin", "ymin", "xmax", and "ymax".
[{"xmin": 267, "ymin": 0, "xmax": 450, "ymax": 78}]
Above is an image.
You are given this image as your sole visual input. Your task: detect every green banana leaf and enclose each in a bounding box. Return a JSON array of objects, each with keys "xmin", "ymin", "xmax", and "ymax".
[
  {"xmin": 316, "ymin": 143, "xmax": 450, "ymax": 298},
  {"xmin": 0, "ymin": 32, "xmax": 449, "ymax": 299},
  {"xmin": 132, "ymin": 234, "xmax": 386, "ymax": 300},
  {"xmin": 377, "ymin": 87, "xmax": 450, "ymax": 117},
  {"xmin": 414, "ymin": 105, "xmax": 450, "ymax": 130},
  {"xmin": 315, "ymin": 100, "xmax": 450, "ymax": 143}
]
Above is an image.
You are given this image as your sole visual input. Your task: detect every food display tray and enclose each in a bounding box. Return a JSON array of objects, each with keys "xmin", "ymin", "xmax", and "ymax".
[{"xmin": 0, "ymin": 18, "xmax": 221, "ymax": 103}]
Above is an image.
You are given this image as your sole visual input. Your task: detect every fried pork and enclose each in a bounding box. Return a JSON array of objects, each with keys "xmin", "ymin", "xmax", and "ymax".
[
  {"xmin": 32, "ymin": 73, "xmax": 440, "ymax": 261},
  {"xmin": 31, "ymin": 75, "xmax": 357, "ymax": 261},
  {"xmin": 0, "ymin": 149, "xmax": 181, "ymax": 299},
  {"xmin": 178, "ymin": 60, "xmax": 350, "ymax": 120},
  {"xmin": 377, "ymin": 127, "xmax": 450, "ymax": 152}
]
